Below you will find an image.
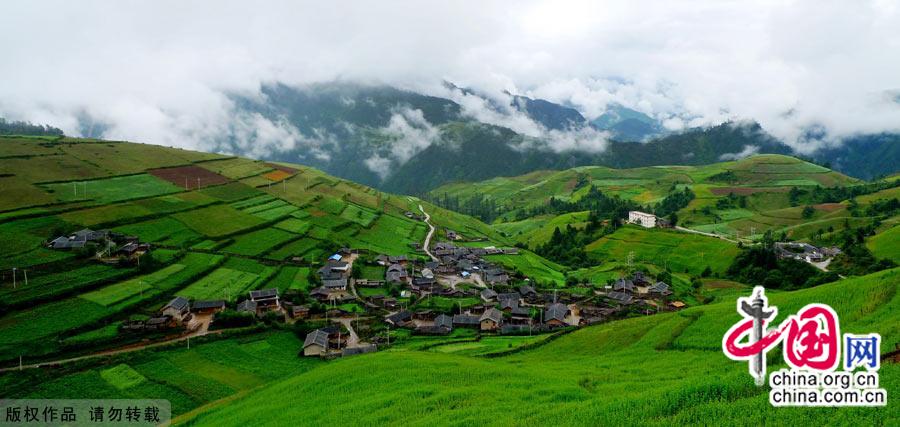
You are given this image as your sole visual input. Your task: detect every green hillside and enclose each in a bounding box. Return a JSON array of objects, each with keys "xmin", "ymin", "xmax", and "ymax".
[
  {"xmin": 429, "ymin": 154, "xmax": 879, "ymax": 244},
  {"xmin": 179, "ymin": 268, "xmax": 900, "ymax": 425},
  {"xmin": 0, "ymin": 135, "xmax": 509, "ymax": 363}
]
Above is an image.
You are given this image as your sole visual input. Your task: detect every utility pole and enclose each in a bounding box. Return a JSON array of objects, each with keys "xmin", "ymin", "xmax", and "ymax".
[
  {"xmin": 73, "ymin": 182, "xmax": 77, "ymax": 198},
  {"xmin": 22, "ymin": 269, "xmax": 27, "ymax": 287},
  {"xmin": 12, "ymin": 268, "xmax": 16, "ymax": 289}
]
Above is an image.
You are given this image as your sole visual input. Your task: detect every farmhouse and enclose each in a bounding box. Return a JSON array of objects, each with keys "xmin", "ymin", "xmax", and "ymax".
[
  {"xmin": 480, "ymin": 288, "xmax": 498, "ymax": 302},
  {"xmin": 191, "ymin": 300, "xmax": 226, "ymax": 314},
  {"xmin": 290, "ymin": 305, "xmax": 310, "ymax": 319},
  {"xmin": 648, "ymin": 281, "xmax": 672, "ymax": 296},
  {"xmin": 385, "ymin": 264, "xmax": 409, "ymax": 283},
  {"xmin": 385, "ymin": 310, "xmax": 413, "ymax": 327},
  {"xmin": 480, "ymin": 308, "xmax": 503, "ymax": 331},
  {"xmin": 607, "ymin": 291, "xmax": 634, "ymax": 305},
  {"xmin": 323, "ymin": 277, "xmax": 348, "ymax": 291},
  {"xmin": 302, "ymin": 329, "xmax": 331, "ymax": 357},
  {"xmin": 452, "ymin": 314, "xmax": 480, "ymax": 328},
  {"xmin": 236, "ymin": 299, "xmax": 257, "ymax": 314},
  {"xmin": 48, "ymin": 228, "xmax": 109, "ymax": 250},
  {"xmin": 544, "ymin": 303, "xmax": 569, "ymax": 327},
  {"xmin": 628, "ymin": 211, "xmax": 658, "ymax": 228},
  {"xmin": 613, "ymin": 278, "xmax": 635, "ymax": 293},
  {"xmin": 161, "ymin": 297, "xmax": 191, "ymax": 324},
  {"xmin": 249, "ymin": 288, "xmax": 281, "ymax": 314}
]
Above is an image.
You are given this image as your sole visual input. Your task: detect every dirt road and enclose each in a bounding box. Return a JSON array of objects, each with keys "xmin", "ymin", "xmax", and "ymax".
[{"xmin": 418, "ymin": 204, "xmax": 438, "ymax": 262}]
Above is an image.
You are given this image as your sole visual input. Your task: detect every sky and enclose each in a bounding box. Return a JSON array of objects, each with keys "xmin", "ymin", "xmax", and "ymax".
[{"xmin": 2, "ymin": 0, "xmax": 900, "ymax": 156}]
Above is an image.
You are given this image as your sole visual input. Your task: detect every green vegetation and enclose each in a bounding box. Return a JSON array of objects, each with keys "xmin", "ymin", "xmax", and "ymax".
[
  {"xmin": 181, "ymin": 268, "xmax": 899, "ymax": 425},
  {"xmin": 586, "ymin": 226, "xmax": 740, "ymax": 275},
  {"xmin": 178, "ymin": 267, "xmax": 262, "ymax": 301},
  {"xmin": 42, "ymin": 174, "xmax": 183, "ymax": 204}
]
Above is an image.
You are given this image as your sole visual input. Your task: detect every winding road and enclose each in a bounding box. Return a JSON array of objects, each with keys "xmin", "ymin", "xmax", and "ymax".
[{"xmin": 418, "ymin": 204, "xmax": 438, "ymax": 262}]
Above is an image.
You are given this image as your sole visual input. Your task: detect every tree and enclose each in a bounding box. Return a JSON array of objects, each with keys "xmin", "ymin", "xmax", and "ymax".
[
  {"xmin": 701, "ymin": 266, "xmax": 712, "ymax": 278},
  {"xmin": 802, "ymin": 205, "xmax": 815, "ymax": 219}
]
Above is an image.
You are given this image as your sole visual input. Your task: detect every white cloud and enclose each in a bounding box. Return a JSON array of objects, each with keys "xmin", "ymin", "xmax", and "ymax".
[
  {"xmin": 719, "ymin": 145, "xmax": 761, "ymax": 161},
  {"xmin": 0, "ymin": 0, "xmax": 899, "ymax": 156},
  {"xmin": 363, "ymin": 107, "xmax": 441, "ymax": 179}
]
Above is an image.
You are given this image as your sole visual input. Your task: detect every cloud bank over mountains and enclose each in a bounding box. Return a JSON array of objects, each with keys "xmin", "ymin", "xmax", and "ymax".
[{"xmin": 2, "ymin": 0, "xmax": 900, "ymax": 158}]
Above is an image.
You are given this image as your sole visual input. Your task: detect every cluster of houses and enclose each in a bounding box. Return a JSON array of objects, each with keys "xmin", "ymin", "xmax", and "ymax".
[
  {"xmin": 604, "ymin": 271, "xmax": 685, "ymax": 311},
  {"xmin": 48, "ymin": 228, "xmax": 151, "ymax": 262},
  {"xmin": 122, "ymin": 296, "xmax": 225, "ymax": 332},
  {"xmin": 774, "ymin": 241, "xmax": 841, "ymax": 264}
]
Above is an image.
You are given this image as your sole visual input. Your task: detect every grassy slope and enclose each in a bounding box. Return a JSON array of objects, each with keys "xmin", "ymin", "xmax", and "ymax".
[
  {"xmin": 585, "ymin": 225, "xmax": 741, "ymax": 275},
  {"xmin": 183, "ymin": 268, "xmax": 900, "ymax": 426},
  {"xmin": 0, "ymin": 135, "xmax": 521, "ymax": 363},
  {"xmin": 432, "ymin": 154, "xmax": 866, "ymax": 244}
]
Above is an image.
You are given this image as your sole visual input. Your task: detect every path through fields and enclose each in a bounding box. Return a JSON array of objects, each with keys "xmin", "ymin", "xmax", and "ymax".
[{"xmin": 418, "ymin": 204, "xmax": 438, "ymax": 262}]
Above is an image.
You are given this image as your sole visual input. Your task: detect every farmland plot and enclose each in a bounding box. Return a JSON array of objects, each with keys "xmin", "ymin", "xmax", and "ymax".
[
  {"xmin": 177, "ymin": 268, "xmax": 260, "ymax": 301},
  {"xmin": 221, "ymin": 228, "xmax": 297, "ymax": 257},
  {"xmin": 42, "ymin": 174, "xmax": 183, "ymax": 204},
  {"xmin": 173, "ymin": 205, "xmax": 264, "ymax": 237}
]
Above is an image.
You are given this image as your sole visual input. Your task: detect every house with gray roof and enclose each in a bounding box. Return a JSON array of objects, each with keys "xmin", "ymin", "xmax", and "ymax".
[{"xmin": 303, "ymin": 329, "xmax": 330, "ymax": 356}]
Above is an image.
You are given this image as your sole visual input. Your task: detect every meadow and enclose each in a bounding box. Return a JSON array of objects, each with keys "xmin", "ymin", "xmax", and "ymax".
[
  {"xmin": 585, "ymin": 225, "xmax": 740, "ymax": 275},
  {"xmin": 0, "ymin": 332, "xmax": 320, "ymax": 416},
  {"xmin": 180, "ymin": 268, "xmax": 899, "ymax": 426},
  {"xmin": 176, "ymin": 267, "xmax": 262, "ymax": 302},
  {"xmin": 42, "ymin": 174, "xmax": 183, "ymax": 204}
]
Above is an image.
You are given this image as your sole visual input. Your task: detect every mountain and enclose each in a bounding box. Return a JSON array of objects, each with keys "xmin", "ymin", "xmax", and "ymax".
[
  {"xmin": 510, "ymin": 94, "xmax": 588, "ymax": 130},
  {"xmin": 590, "ymin": 104, "xmax": 666, "ymax": 141},
  {"xmin": 62, "ymin": 82, "xmax": 899, "ymax": 193}
]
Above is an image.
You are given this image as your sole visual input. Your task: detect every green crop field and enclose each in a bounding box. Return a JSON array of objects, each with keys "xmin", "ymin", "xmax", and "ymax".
[
  {"xmin": 42, "ymin": 174, "xmax": 183, "ymax": 204},
  {"xmin": 586, "ymin": 225, "xmax": 740, "ymax": 275},
  {"xmin": 177, "ymin": 267, "xmax": 260, "ymax": 301},
  {"xmin": 0, "ymin": 332, "xmax": 320, "ymax": 416},
  {"xmin": 221, "ymin": 228, "xmax": 297, "ymax": 257},
  {"xmin": 173, "ymin": 205, "xmax": 265, "ymax": 237},
  {"xmin": 485, "ymin": 250, "xmax": 567, "ymax": 286},
  {"xmin": 177, "ymin": 268, "xmax": 899, "ymax": 426},
  {"xmin": 80, "ymin": 264, "xmax": 186, "ymax": 307},
  {"xmin": 868, "ymin": 224, "xmax": 900, "ymax": 263}
]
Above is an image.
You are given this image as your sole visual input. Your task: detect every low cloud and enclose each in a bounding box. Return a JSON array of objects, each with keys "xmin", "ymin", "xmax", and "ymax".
[
  {"xmin": 1, "ymin": 1, "xmax": 900, "ymax": 158},
  {"xmin": 363, "ymin": 107, "xmax": 441, "ymax": 180},
  {"xmin": 718, "ymin": 145, "xmax": 760, "ymax": 161}
]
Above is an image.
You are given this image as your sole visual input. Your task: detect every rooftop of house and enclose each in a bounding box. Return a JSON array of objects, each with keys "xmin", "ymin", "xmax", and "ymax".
[
  {"xmin": 192, "ymin": 300, "xmax": 226, "ymax": 310},
  {"xmin": 304, "ymin": 329, "xmax": 330, "ymax": 349},
  {"xmin": 163, "ymin": 296, "xmax": 190, "ymax": 312},
  {"xmin": 480, "ymin": 308, "xmax": 503, "ymax": 323},
  {"xmin": 250, "ymin": 288, "xmax": 279, "ymax": 300}
]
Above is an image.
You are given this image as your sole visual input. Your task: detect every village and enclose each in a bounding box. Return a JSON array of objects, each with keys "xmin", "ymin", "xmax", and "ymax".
[
  {"xmin": 96, "ymin": 228, "xmax": 685, "ymax": 359},
  {"xmin": 34, "ymin": 210, "xmax": 696, "ymax": 361}
]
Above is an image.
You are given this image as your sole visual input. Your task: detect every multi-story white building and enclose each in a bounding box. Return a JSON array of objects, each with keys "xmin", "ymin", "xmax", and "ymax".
[{"xmin": 628, "ymin": 211, "xmax": 657, "ymax": 228}]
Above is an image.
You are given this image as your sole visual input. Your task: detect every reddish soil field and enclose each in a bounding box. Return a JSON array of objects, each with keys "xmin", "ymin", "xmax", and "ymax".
[
  {"xmin": 148, "ymin": 165, "xmax": 231, "ymax": 189},
  {"xmin": 265, "ymin": 163, "xmax": 298, "ymax": 174},
  {"xmin": 709, "ymin": 187, "xmax": 788, "ymax": 196},
  {"xmin": 813, "ymin": 203, "xmax": 844, "ymax": 212},
  {"xmin": 263, "ymin": 170, "xmax": 292, "ymax": 181}
]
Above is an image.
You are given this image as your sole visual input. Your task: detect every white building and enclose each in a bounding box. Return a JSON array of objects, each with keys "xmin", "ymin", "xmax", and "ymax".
[{"xmin": 628, "ymin": 211, "xmax": 657, "ymax": 228}]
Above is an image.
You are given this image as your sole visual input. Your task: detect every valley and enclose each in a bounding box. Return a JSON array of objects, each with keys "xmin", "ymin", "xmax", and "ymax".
[{"xmin": 0, "ymin": 134, "xmax": 897, "ymax": 425}]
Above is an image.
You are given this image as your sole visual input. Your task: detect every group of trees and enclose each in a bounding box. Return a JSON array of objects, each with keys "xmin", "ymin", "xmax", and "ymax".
[
  {"xmin": 654, "ymin": 187, "xmax": 695, "ymax": 218},
  {"xmin": 726, "ymin": 245, "xmax": 837, "ymax": 290},
  {"xmin": 789, "ymin": 180, "xmax": 900, "ymax": 207},
  {"xmin": 0, "ymin": 118, "xmax": 64, "ymax": 136}
]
